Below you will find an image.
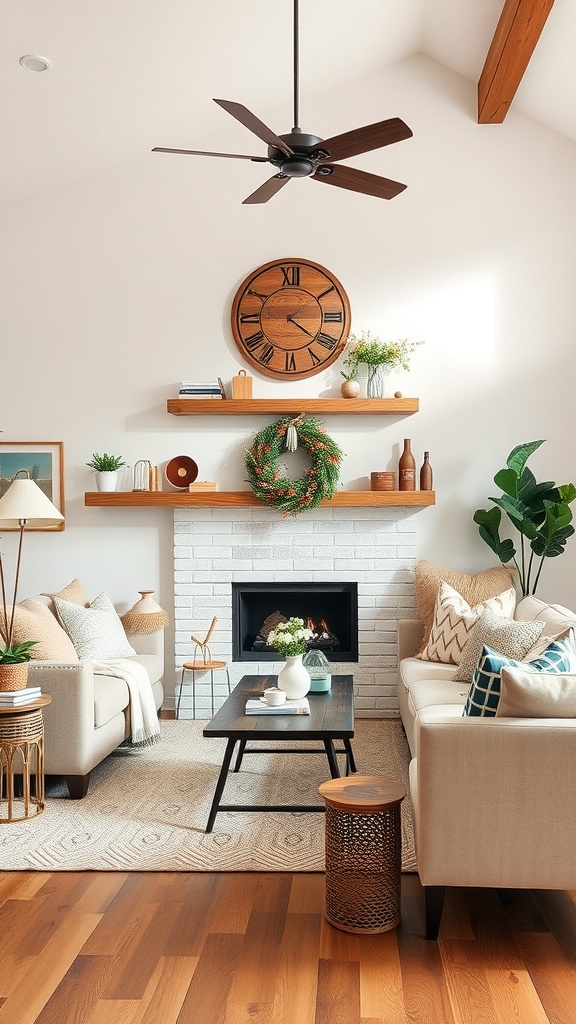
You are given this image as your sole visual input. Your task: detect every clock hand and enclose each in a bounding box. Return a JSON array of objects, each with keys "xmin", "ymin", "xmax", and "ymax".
[{"xmin": 286, "ymin": 313, "xmax": 314, "ymax": 338}]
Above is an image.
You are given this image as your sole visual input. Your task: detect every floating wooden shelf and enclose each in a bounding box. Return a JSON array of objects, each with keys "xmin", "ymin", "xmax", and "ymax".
[
  {"xmin": 85, "ymin": 490, "xmax": 435, "ymax": 509},
  {"xmin": 167, "ymin": 398, "xmax": 419, "ymax": 416}
]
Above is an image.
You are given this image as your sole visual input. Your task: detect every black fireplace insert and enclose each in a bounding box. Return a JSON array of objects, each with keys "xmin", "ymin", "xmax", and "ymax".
[{"xmin": 232, "ymin": 582, "xmax": 358, "ymax": 662}]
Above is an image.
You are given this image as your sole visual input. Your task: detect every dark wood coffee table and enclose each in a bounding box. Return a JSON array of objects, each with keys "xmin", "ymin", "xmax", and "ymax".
[{"xmin": 203, "ymin": 674, "xmax": 356, "ymax": 832}]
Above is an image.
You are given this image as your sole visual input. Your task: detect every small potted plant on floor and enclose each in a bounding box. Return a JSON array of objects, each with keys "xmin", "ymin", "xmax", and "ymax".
[{"xmin": 86, "ymin": 453, "xmax": 127, "ymax": 492}]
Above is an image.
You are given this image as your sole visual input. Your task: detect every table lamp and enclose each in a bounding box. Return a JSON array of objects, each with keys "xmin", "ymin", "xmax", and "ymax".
[{"xmin": 0, "ymin": 474, "xmax": 64, "ymax": 651}]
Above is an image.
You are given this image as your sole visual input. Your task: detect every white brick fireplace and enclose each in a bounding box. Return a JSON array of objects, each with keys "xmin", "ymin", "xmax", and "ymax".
[{"xmin": 173, "ymin": 506, "xmax": 418, "ymax": 718}]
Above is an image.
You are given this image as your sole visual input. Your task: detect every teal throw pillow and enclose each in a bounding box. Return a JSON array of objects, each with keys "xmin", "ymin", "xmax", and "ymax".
[{"xmin": 463, "ymin": 632, "xmax": 576, "ymax": 717}]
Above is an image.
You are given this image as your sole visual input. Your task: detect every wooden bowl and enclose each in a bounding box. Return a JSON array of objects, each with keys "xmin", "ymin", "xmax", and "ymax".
[{"xmin": 165, "ymin": 455, "xmax": 199, "ymax": 489}]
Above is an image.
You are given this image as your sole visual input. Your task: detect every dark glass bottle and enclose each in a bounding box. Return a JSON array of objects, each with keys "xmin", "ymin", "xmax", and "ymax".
[
  {"xmin": 399, "ymin": 439, "xmax": 416, "ymax": 491},
  {"xmin": 420, "ymin": 451, "xmax": 433, "ymax": 490}
]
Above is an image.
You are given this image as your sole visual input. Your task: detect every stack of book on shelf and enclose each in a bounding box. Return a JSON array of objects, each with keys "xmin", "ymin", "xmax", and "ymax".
[
  {"xmin": 178, "ymin": 378, "xmax": 225, "ymax": 399},
  {"xmin": 245, "ymin": 697, "xmax": 310, "ymax": 716},
  {"xmin": 0, "ymin": 686, "xmax": 42, "ymax": 707}
]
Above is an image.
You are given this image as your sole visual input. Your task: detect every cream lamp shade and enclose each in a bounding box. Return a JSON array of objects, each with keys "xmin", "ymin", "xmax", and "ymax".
[
  {"xmin": 0, "ymin": 477, "xmax": 65, "ymax": 654},
  {"xmin": 0, "ymin": 478, "xmax": 64, "ymax": 528}
]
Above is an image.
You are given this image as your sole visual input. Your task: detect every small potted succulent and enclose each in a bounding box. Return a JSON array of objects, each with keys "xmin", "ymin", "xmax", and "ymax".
[
  {"xmin": 339, "ymin": 367, "xmax": 361, "ymax": 399},
  {"xmin": 86, "ymin": 453, "xmax": 127, "ymax": 493},
  {"xmin": 0, "ymin": 640, "xmax": 38, "ymax": 691}
]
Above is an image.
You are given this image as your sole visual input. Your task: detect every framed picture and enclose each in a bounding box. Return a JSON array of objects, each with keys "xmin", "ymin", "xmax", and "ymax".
[{"xmin": 0, "ymin": 442, "xmax": 65, "ymax": 531}]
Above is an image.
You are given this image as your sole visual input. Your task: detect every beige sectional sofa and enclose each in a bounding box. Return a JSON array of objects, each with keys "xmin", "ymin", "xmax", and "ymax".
[
  {"xmin": 31, "ymin": 628, "xmax": 164, "ymax": 798},
  {"xmin": 11, "ymin": 587, "xmax": 165, "ymax": 799},
  {"xmin": 398, "ymin": 594, "xmax": 576, "ymax": 938}
]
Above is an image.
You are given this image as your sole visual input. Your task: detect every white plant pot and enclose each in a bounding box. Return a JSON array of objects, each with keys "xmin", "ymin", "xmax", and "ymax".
[
  {"xmin": 277, "ymin": 654, "xmax": 311, "ymax": 699},
  {"xmin": 95, "ymin": 470, "xmax": 120, "ymax": 492}
]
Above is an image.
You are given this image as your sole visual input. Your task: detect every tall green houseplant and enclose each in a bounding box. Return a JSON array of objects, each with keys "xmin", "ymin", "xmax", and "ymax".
[{"xmin": 474, "ymin": 440, "xmax": 576, "ymax": 596}]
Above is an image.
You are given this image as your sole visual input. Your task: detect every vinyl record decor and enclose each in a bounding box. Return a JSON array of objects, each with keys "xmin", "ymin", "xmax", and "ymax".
[
  {"xmin": 231, "ymin": 258, "xmax": 350, "ymax": 380},
  {"xmin": 152, "ymin": 0, "xmax": 412, "ymax": 205},
  {"xmin": 165, "ymin": 455, "xmax": 198, "ymax": 490}
]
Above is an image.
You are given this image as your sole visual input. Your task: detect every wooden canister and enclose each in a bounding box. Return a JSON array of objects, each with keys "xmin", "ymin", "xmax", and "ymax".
[
  {"xmin": 232, "ymin": 369, "xmax": 253, "ymax": 399},
  {"xmin": 370, "ymin": 471, "xmax": 396, "ymax": 491}
]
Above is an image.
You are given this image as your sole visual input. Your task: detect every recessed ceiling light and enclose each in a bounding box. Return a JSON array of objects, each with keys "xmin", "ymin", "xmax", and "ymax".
[{"xmin": 19, "ymin": 55, "xmax": 51, "ymax": 73}]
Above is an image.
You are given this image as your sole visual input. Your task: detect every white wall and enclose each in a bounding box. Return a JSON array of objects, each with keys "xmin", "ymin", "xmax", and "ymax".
[{"xmin": 2, "ymin": 53, "xmax": 576, "ymax": 627}]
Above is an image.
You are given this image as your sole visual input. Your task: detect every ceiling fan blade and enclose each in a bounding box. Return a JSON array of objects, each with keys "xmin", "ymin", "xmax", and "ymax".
[
  {"xmin": 312, "ymin": 164, "xmax": 407, "ymax": 200},
  {"xmin": 152, "ymin": 147, "xmax": 268, "ymax": 162},
  {"xmin": 243, "ymin": 174, "xmax": 291, "ymax": 205},
  {"xmin": 213, "ymin": 99, "xmax": 294, "ymax": 157},
  {"xmin": 316, "ymin": 118, "xmax": 412, "ymax": 163}
]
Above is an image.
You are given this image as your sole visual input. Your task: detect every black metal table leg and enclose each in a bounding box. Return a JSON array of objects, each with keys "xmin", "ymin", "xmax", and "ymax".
[
  {"xmin": 323, "ymin": 738, "xmax": 340, "ymax": 779},
  {"xmin": 233, "ymin": 739, "xmax": 247, "ymax": 773},
  {"xmin": 205, "ymin": 738, "xmax": 236, "ymax": 833},
  {"xmin": 343, "ymin": 738, "xmax": 356, "ymax": 775}
]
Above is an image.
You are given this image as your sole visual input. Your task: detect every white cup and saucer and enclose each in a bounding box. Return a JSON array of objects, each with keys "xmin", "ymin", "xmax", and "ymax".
[{"xmin": 261, "ymin": 686, "xmax": 287, "ymax": 706}]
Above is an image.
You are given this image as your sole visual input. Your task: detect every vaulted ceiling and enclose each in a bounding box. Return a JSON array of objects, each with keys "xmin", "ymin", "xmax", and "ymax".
[{"xmin": 1, "ymin": 0, "xmax": 573, "ymax": 208}]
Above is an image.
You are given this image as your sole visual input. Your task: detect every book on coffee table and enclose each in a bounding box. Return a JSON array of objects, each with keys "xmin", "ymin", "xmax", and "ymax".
[{"xmin": 245, "ymin": 697, "xmax": 310, "ymax": 716}]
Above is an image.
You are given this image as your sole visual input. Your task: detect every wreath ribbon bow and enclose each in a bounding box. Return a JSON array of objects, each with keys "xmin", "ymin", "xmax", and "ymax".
[{"xmin": 285, "ymin": 414, "xmax": 303, "ymax": 453}]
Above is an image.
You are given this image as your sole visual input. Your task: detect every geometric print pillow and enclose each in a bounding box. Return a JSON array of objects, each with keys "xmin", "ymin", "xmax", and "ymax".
[
  {"xmin": 53, "ymin": 592, "xmax": 137, "ymax": 660},
  {"xmin": 463, "ymin": 631, "xmax": 576, "ymax": 717},
  {"xmin": 420, "ymin": 582, "xmax": 517, "ymax": 665}
]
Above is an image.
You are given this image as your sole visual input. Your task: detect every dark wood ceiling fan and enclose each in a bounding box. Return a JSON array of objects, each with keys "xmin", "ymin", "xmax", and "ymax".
[{"xmin": 152, "ymin": 0, "xmax": 413, "ymax": 204}]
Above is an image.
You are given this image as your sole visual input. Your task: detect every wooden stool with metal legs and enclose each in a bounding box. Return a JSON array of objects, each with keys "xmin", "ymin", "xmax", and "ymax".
[{"xmin": 177, "ymin": 617, "xmax": 231, "ymax": 718}]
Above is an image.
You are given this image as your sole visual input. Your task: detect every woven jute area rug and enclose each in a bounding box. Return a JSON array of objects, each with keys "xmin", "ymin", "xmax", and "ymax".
[{"xmin": 0, "ymin": 719, "xmax": 416, "ymax": 873}]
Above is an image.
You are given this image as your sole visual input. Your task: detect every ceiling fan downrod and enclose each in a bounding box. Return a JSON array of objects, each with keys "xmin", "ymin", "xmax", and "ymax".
[{"xmin": 292, "ymin": 0, "xmax": 300, "ymax": 132}]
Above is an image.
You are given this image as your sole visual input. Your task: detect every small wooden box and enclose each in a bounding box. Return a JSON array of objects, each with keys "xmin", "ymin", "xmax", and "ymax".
[
  {"xmin": 188, "ymin": 482, "xmax": 218, "ymax": 492},
  {"xmin": 371, "ymin": 471, "xmax": 396, "ymax": 491},
  {"xmin": 232, "ymin": 370, "xmax": 253, "ymax": 399}
]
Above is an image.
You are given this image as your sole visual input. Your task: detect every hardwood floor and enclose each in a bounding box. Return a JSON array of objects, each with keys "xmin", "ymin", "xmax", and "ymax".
[{"xmin": 0, "ymin": 871, "xmax": 575, "ymax": 1023}]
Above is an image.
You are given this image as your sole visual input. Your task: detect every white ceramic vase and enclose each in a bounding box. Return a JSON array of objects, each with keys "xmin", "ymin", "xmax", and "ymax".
[
  {"xmin": 128, "ymin": 590, "xmax": 164, "ymax": 614},
  {"xmin": 95, "ymin": 470, "xmax": 120, "ymax": 492},
  {"xmin": 277, "ymin": 654, "xmax": 311, "ymax": 699}
]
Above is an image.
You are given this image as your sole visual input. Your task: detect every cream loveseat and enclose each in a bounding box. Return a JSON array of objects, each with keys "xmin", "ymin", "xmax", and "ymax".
[
  {"xmin": 11, "ymin": 585, "xmax": 165, "ymax": 799},
  {"xmin": 398, "ymin": 593, "xmax": 576, "ymax": 939}
]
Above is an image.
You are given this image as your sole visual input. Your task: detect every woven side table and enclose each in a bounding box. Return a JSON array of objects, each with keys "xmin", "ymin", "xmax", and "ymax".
[
  {"xmin": 318, "ymin": 774, "xmax": 406, "ymax": 934},
  {"xmin": 0, "ymin": 695, "xmax": 52, "ymax": 823}
]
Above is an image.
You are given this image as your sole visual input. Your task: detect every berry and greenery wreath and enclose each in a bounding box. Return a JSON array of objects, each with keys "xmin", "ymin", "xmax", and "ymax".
[{"xmin": 245, "ymin": 415, "xmax": 343, "ymax": 516}]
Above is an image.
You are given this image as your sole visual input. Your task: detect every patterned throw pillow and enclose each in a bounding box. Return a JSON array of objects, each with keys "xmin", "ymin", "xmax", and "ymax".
[
  {"xmin": 53, "ymin": 593, "xmax": 136, "ymax": 660},
  {"xmin": 420, "ymin": 582, "xmax": 517, "ymax": 664},
  {"xmin": 414, "ymin": 560, "xmax": 516, "ymax": 657},
  {"xmin": 453, "ymin": 610, "xmax": 545, "ymax": 683},
  {"xmin": 463, "ymin": 632, "xmax": 576, "ymax": 717}
]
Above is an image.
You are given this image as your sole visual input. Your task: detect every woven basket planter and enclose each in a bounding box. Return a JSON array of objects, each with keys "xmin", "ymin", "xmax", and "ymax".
[{"xmin": 0, "ymin": 662, "xmax": 29, "ymax": 692}]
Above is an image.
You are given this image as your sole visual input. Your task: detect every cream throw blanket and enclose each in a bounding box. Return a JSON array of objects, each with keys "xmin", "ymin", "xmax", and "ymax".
[{"xmin": 94, "ymin": 659, "xmax": 161, "ymax": 746}]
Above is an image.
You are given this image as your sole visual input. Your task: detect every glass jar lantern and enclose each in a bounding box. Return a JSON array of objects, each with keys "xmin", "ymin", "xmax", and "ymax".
[
  {"xmin": 303, "ymin": 649, "xmax": 332, "ymax": 692},
  {"xmin": 133, "ymin": 460, "xmax": 152, "ymax": 491}
]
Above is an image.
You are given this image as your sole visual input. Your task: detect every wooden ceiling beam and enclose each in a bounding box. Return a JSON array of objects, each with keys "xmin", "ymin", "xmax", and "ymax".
[{"xmin": 478, "ymin": 0, "xmax": 556, "ymax": 124}]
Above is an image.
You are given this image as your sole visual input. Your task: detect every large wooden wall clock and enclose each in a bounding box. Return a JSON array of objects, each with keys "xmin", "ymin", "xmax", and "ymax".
[{"xmin": 231, "ymin": 257, "xmax": 351, "ymax": 380}]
